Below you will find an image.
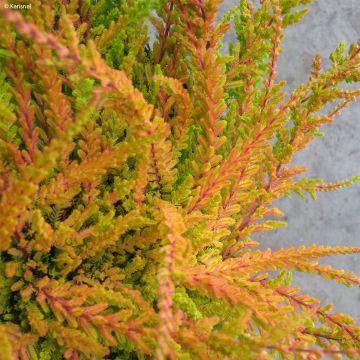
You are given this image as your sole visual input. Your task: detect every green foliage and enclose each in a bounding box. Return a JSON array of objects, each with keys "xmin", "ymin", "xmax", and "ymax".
[
  {"xmin": 0, "ymin": 71, "xmax": 19, "ymax": 147},
  {"xmin": 0, "ymin": 0, "xmax": 360, "ymax": 359}
]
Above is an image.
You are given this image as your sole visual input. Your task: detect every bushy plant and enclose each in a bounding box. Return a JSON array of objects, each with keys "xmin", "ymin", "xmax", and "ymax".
[{"xmin": 0, "ymin": 0, "xmax": 360, "ymax": 358}]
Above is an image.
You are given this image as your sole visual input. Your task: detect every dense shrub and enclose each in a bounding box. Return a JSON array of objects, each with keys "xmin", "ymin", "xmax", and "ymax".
[{"xmin": 0, "ymin": 0, "xmax": 359, "ymax": 358}]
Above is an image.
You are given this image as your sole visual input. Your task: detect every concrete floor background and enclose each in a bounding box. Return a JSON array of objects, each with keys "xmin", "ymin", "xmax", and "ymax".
[{"xmin": 218, "ymin": 0, "xmax": 360, "ymax": 321}]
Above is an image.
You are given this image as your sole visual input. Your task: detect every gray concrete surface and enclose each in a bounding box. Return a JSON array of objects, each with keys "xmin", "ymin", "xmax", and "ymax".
[{"xmin": 218, "ymin": 0, "xmax": 360, "ymax": 321}]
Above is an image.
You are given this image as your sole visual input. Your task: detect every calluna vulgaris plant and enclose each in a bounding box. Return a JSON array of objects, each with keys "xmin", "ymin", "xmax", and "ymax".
[{"xmin": 1, "ymin": 0, "xmax": 360, "ymax": 359}]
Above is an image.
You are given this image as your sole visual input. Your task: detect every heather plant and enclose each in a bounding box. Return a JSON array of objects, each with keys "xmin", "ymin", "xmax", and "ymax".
[{"xmin": 1, "ymin": 0, "xmax": 360, "ymax": 358}]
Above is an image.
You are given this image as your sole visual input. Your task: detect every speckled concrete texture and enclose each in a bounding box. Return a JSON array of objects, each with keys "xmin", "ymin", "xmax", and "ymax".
[{"xmin": 218, "ymin": 0, "xmax": 360, "ymax": 321}]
